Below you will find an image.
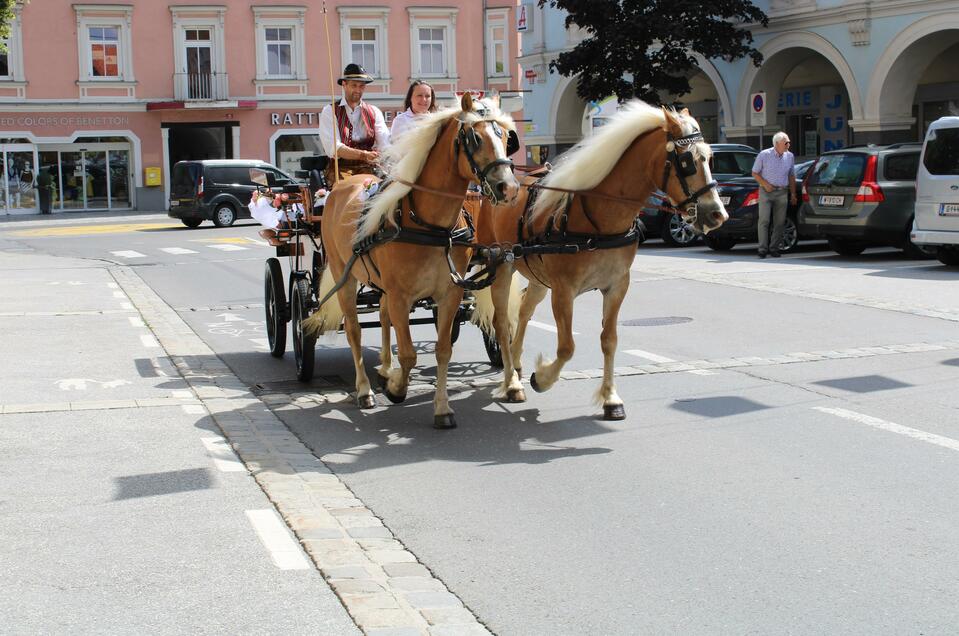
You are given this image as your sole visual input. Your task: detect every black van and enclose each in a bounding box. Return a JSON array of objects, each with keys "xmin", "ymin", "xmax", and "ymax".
[{"xmin": 169, "ymin": 159, "xmax": 298, "ymax": 228}]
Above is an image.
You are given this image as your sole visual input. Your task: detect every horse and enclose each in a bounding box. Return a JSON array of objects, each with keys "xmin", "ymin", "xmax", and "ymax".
[
  {"xmin": 302, "ymin": 93, "xmax": 520, "ymax": 429},
  {"xmin": 473, "ymin": 101, "xmax": 728, "ymax": 421}
]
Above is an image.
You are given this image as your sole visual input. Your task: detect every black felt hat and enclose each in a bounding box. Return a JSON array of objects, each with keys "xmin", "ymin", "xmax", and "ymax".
[{"xmin": 338, "ymin": 63, "xmax": 374, "ymax": 85}]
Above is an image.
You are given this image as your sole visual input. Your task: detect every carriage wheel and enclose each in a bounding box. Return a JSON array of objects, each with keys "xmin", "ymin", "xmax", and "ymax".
[
  {"xmin": 291, "ymin": 278, "xmax": 316, "ymax": 382},
  {"xmin": 482, "ymin": 329, "xmax": 503, "ymax": 368},
  {"xmin": 264, "ymin": 258, "xmax": 287, "ymax": 358}
]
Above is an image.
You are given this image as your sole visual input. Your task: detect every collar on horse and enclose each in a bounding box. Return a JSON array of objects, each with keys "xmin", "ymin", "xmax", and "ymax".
[{"xmin": 660, "ymin": 129, "xmax": 717, "ymax": 210}]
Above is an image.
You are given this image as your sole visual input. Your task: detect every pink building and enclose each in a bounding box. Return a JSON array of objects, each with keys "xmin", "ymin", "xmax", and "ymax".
[{"xmin": 0, "ymin": 1, "xmax": 522, "ymax": 215}]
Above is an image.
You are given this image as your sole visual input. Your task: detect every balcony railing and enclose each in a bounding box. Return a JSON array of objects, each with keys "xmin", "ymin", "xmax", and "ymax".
[{"xmin": 173, "ymin": 72, "xmax": 229, "ymax": 101}]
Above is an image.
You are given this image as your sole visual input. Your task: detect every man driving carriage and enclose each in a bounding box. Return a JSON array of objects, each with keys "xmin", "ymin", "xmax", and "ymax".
[{"xmin": 317, "ymin": 63, "xmax": 390, "ymax": 185}]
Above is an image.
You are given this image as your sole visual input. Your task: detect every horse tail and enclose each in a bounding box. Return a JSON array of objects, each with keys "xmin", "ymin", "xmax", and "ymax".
[
  {"xmin": 471, "ymin": 271, "xmax": 522, "ymax": 336},
  {"xmin": 302, "ymin": 266, "xmax": 345, "ymax": 336}
]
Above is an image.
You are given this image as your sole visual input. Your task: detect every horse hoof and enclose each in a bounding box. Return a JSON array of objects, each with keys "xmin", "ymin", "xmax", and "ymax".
[
  {"xmin": 357, "ymin": 394, "xmax": 377, "ymax": 409},
  {"xmin": 506, "ymin": 388, "xmax": 526, "ymax": 403},
  {"xmin": 433, "ymin": 413, "xmax": 457, "ymax": 430},
  {"xmin": 603, "ymin": 404, "xmax": 626, "ymax": 421},
  {"xmin": 384, "ymin": 388, "xmax": 407, "ymax": 404},
  {"xmin": 529, "ymin": 373, "xmax": 545, "ymax": 393}
]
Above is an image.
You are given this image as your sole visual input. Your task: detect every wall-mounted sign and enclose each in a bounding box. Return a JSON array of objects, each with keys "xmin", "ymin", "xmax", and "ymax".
[
  {"xmin": 517, "ymin": 3, "xmax": 532, "ymax": 32},
  {"xmin": 750, "ymin": 92, "xmax": 766, "ymax": 127}
]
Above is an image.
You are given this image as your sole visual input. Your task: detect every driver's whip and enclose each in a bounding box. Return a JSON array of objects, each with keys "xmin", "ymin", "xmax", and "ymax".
[{"xmin": 322, "ymin": 2, "xmax": 340, "ymax": 184}]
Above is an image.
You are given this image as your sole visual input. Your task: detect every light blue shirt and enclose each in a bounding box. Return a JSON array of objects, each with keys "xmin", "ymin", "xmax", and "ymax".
[{"xmin": 752, "ymin": 147, "xmax": 795, "ymax": 188}]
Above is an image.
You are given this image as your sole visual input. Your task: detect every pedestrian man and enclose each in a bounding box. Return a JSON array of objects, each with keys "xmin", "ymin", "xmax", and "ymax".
[
  {"xmin": 317, "ymin": 63, "xmax": 390, "ymax": 185},
  {"xmin": 751, "ymin": 132, "xmax": 797, "ymax": 258}
]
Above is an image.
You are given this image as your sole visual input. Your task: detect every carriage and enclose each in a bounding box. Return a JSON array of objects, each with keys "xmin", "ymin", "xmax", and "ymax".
[{"xmin": 257, "ymin": 160, "xmax": 501, "ymax": 383}]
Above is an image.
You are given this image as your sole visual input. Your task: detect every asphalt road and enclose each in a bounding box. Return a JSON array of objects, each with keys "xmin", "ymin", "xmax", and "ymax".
[{"xmin": 5, "ymin": 212, "xmax": 959, "ymax": 634}]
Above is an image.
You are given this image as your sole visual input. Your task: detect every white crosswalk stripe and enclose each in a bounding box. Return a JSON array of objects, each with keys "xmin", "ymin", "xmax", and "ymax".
[
  {"xmin": 160, "ymin": 247, "xmax": 198, "ymax": 255},
  {"xmin": 208, "ymin": 244, "xmax": 249, "ymax": 252},
  {"xmin": 111, "ymin": 250, "xmax": 146, "ymax": 259}
]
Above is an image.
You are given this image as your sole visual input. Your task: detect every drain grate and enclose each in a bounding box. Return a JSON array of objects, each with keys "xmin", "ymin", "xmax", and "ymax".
[{"xmin": 619, "ymin": 316, "xmax": 693, "ymax": 327}]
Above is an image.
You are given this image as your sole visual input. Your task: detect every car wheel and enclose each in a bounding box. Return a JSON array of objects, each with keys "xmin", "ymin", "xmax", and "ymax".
[
  {"xmin": 901, "ymin": 227, "xmax": 936, "ymax": 259},
  {"xmin": 212, "ymin": 203, "xmax": 237, "ymax": 228},
  {"xmin": 828, "ymin": 238, "xmax": 866, "ymax": 256},
  {"xmin": 660, "ymin": 214, "xmax": 698, "ymax": 246},
  {"xmin": 704, "ymin": 234, "xmax": 737, "ymax": 251},
  {"xmin": 181, "ymin": 218, "xmax": 202, "ymax": 228},
  {"xmin": 780, "ymin": 217, "xmax": 799, "ymax": 252},
  {"xmin": 937, "ymin": 247, "xmax": 959, "ymax": 266}
]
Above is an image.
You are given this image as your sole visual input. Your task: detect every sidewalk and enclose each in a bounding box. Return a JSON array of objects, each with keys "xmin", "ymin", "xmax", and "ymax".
[
  {"xmin": 0, "ymin": 209, "xmax": 169, "ymax": 227},
  {"xmin": 0, "ymin": 250, "xmax": 359, "ymax": 634}
]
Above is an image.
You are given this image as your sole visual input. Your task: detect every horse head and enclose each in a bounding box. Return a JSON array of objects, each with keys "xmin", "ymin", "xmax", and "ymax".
[
  {"xmin": 455, "ymin": 92, "xmax": 520, "ymax": 205},
  {"xmin": 659, "ymin": 107, "xmax": 728, "ymax": 235}
]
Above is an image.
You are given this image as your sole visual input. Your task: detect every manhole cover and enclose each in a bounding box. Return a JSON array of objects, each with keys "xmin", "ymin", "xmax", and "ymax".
[{"xmin": 619, "ymin": 316, "xmax": 693, "ymax": 327}]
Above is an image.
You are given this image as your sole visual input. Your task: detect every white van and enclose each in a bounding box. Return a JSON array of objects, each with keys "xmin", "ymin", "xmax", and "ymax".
[{"xmin": 912, "ymin": 116, "xmax": 959, "ymax": 265}]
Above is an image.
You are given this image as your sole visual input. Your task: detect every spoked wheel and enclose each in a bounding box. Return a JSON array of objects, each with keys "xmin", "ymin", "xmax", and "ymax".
[
  {"xmin": 264, "ymin": 258, "xmax": 288, "ymax": 358},
  {"xmin": 291, "ymin": 278, "xmax": 316, "ymax": 382},
  {"xmin": 483, "ymin": 329, "xmax": 504, "ymax": 368}
]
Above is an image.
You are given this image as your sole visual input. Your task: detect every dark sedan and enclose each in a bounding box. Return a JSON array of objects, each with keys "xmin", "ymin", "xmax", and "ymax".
[{"xmin": 703, "ymin": 160, "xmax": 815, "ymax": 252}]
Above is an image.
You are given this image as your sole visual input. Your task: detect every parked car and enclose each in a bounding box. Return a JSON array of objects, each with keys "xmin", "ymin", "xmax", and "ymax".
[
  {"xmin": 704, "ymin": 160, "xmax": 816, "ymax": 252},
  {"xmin": 911, "ymin": 116, "xmax": 959, "ymax": 266},
  {"xmin": 798, "ymin": 143, "xmax": 932, "ymax": 257},
  {"xmin": 169, "ymin": 159, "xmax": 299, "ymax": 228},
  {"xmin": 643, "ymin": 144, "xmax": 759, "ymax": 246}
]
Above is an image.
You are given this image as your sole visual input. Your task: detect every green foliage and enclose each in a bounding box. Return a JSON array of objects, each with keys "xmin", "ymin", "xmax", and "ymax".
[
  {"xmin": 539, "ymin": 0, "xmax": 768, "ymax": 105},
  {"xmin": 0, "ymin": 0, "xmax": 19, "ymax": 50}
]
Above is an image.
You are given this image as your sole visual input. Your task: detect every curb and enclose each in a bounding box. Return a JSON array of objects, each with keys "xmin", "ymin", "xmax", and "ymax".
[{"xmin": 110, "ymin": 264, "xmax": 493, "ymax": 636}]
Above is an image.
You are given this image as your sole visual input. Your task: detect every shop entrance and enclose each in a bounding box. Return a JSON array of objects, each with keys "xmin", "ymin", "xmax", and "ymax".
[
  {"xmin": 166, "ymin": 123, "xmax": 233, "ymax": 175},
  {"xmin": 38, "ymin": 142, "xmax": 132, "ymax": 211},
  {"xmin": 0, "ymin": 144, "xmax": 39, "ymax": 215}
]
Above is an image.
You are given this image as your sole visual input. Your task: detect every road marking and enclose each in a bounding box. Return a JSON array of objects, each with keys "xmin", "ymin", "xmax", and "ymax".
[
  {"xmin": 528, "ymin": 320, "xmax": 580, "ymax": 335},
  {"xmin": 201, "ymin": 436, "xmax": 247, "ymax": 472},
  {"xmin": 112, "ymin": 250, "xmax": 146, "ymax": 259},
  {"xmin": 245, "ymin": 509, "xmax": 311, "ymax": 570},
  {"xmin": 113, "ymin": 291, "xmax": 126, "ymax": 298},
  {"xmin": 814, "ymin": 406, "xmax": 959, "ymax": 453},
  {"xmin": 10, "ymin": 222, "xmax": 178, "ymax": 237},
  {"xmin": 208, "ymin": 244, "xmax": 248, "ymax": 252},
  {"xmin": 120, "ymin": 302, "xmax": 134, "ymax": 310},
  {"xmin": 625, "ymin": 348, "xmax": 717, "ymax": 375},
  {"xmin": 140, "ymin": 334, "xmax": 160, "ymax": 348},
  {"xmin": 128, "ymin": 316, "xmax": 144, "ymax": 327},
  {"xmin": 182, "ymin": 404, "xmax": 205, "ymax": 415},
  {"xmin": 160, "ymin": 247, "xmax": 198, "ymax": 255},
  {"xmin": 107, "ymin": 282, "xmax": 119, "ymax": 289},
  {"xmin": 249, "ymin": 337, "xmax": 270, "ymax": 351},
  {"xmin": 171, "ymin": 389, "xmax": 193, "ymax": 399}
]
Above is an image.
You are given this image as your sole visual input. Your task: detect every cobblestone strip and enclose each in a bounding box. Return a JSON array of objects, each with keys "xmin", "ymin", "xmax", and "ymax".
[
  {"xmin": 637, "ymin": 265, "xmax": 959, "ymax": 323},
  {"xmin": 255, "ymin": 339, "xmax": 959, "ymax": 409},
  {"xmin": 110, "ymin": 265, "xmax": 491, "ymax": 636}
]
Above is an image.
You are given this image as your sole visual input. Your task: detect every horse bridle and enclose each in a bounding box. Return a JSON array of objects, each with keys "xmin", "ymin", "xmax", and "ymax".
[
  {"xmin": 455, "ymin": 118, "xmax": 514, "ymax": 204},
  {"xmin": 660, "ymin": 130, "xmax": 717, "ymax": 211}
]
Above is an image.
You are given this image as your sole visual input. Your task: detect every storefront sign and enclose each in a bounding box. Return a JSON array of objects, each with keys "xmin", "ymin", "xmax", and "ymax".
[
  {"xmin": 270, "ymin": 112, "xmax": 321, "ymax": 126},
  {"xmin": 0, "ymin": 115, "xmax": 130, "ymax": 127}
]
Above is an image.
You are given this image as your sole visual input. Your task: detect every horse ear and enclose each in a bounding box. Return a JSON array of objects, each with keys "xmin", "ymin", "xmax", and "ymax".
[
  {"xmin": 661, "ymin": 105, "xmax": 679, "ymax": 129},
  {"xmin": 461, "ymin": 92, "xmax": 474, "ymax": 112}
]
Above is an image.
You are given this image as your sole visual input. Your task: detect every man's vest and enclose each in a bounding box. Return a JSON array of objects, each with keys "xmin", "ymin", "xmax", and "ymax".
[{"xmin": 335, "ymin": 102, "xmax": 377, "ymax": 151}]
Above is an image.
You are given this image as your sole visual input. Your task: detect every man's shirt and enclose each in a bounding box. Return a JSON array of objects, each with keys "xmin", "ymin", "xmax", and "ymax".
[
  {"xmin": 318, "ymin": 98, "xmax": 390, "ymax": 157},
  {"xmin": 751, "ymin": 147, "xmax": 795, "ymax": 188}
]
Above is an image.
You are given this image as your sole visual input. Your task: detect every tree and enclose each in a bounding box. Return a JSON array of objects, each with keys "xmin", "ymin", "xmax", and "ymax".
[
  {"xmin": 0, "ymin": 0, "xmax": 20, "ymax": 50},
  {"xmin": 539, "ymin": 0, "xmax": 768, "ymax": 105}
]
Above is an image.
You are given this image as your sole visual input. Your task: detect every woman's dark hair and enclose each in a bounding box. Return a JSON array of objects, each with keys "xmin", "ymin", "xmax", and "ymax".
[{"xmin": 403, "ymin": 80, "xmax": 436, "ymax": 113}]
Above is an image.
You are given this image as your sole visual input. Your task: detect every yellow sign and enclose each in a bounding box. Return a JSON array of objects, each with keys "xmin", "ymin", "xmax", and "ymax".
[{"xmin": 144, "ymin": 166, "xmax": 162, "ymax": 187}]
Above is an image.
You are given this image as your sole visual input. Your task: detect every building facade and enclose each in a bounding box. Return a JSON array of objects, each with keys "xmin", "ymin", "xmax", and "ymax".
[
  {"xmin": 518, "ymin": 0, "xmax": 959, "ymax": 163},
  {"xmin": 0, "ymin": 0, "xmax": 522, "ymax": 215}
]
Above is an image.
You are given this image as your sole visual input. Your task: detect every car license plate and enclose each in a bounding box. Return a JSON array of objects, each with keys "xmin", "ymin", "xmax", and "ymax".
[
  {"xmin": 819, "ymin": 195, "xmax": 844, "ymax": 206},
  {"xmin": 169, "ymin": 200, "xmax": 178, "ymax": 207},
  {"xmin": 940, "ymin": 203, "xmax": 959, "ymax": 216},
  {"xmin": 720, "ymin": 196, "xmax": 731, "ymax": 206}
]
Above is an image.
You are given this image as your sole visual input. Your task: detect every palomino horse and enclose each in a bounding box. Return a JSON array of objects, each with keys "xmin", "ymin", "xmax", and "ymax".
[
  {"xmin": 476, "ymin": 102, "xmax": 728, "ymax": 420},
  {"xmin": 303, "ymin": 93, "xmax": 519, "ymax": 429}
]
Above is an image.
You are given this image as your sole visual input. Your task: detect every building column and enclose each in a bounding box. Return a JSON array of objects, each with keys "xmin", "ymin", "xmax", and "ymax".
[
  {"xmin": 849, "ymin": 117, "xmax": 915, "ymax": 145},
  {"xmin": 232, "ymin": 126, "xmax": 241, "ymax": 159}
]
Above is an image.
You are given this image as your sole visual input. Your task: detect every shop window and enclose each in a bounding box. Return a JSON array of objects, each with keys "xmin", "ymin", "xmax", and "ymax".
[
  {"xmin": 338, "ymin": 7, "xmax": 390, "ymax": 81},
  {"xmin": 408, "ymin": 8, "xmax": 457, "ymax": 80}
]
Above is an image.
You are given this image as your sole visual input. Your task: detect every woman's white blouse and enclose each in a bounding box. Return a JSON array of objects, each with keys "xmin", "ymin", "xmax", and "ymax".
[{"xmin": 390, "ymin": 109, "xmax": 422, "ymax": 143}]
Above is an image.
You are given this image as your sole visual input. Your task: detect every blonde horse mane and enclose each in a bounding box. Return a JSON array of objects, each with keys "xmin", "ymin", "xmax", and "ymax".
[
  {"xmin": 355, "ymin": 105, "xmax": 516, "ymax": 241},
  {"xmin": 531, "ymin": 100, "xmax": 671, "ymax": 219}
]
